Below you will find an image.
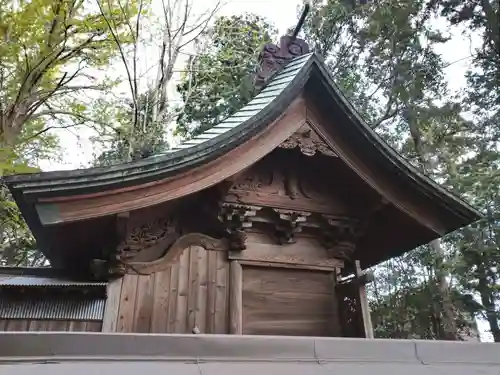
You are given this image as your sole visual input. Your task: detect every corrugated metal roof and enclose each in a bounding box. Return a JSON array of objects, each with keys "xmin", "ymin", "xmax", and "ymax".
[
  {"xmin": 0, "ymin": 275, "xmax": 106, "ymax": 287},
  {"xmin": 164, "ymin": 53, "xmax": 313, "ymax": 154},
  {"xmin": 0, "ymin": 298, "xmax": 105, "ymax": 321}
]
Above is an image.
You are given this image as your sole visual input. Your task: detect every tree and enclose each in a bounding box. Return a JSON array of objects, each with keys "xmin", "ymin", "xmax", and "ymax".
[
  {"xmin": 369, "ymin": 246, "xmax": 480, "ymax": 340},
  {"xmin": 0, "ymin": 0, "xmax": 136, "ymax": 159},
  {"xmin": 424, "ymin": 0, "xmax": 500, "ymax": 342},
  {"xmin": 0, "ymin": 119, "xmax": 59, "ymax": 267},
  {"xmin": 0, "ymin": 0, "xmax": 136, "ymax": 266},
  {"xmin": 93, "ymin": 90, "xmax": 168, "ymax": 166},
  {"xmin": 175, "ymin": 14, "xmax": 277, "ymax": 137},
  {"xmin": 433, "ymin": 0, "xmax": 499, "ymax": 112},
  {"xmin": 94, "ymin": 0, "xmax": 222, "ymax": 161}
]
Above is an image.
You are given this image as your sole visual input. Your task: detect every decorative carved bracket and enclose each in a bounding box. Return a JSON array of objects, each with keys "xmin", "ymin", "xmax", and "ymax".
[
  {"xmin": 116, "ymin": 216, "xmax": 179, "ymax": 262},
  {"xmin": 279, "ymin": 123, "xmax": 337, "ymax": 157},
  {"xmin": 273, "ymin": 208, "xmax": 311, "ymax": 244},
  {"xmin": 321, "ymin": 215, "xmax": 359, "ymax": 260},
  {"xmin": 254, "ymin": 36, "xmax": 310, "ymax": 90},
  {"xmin": 218, "ymin": 203, "xmax": 262, "ymax": 250}
]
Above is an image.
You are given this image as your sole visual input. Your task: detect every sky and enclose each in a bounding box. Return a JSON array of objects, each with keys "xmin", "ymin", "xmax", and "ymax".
[{"xmin": 34, "ymin": 0, "xmax": 492, "ymax": 342}]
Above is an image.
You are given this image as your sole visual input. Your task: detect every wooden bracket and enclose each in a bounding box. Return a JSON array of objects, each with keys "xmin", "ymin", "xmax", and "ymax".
[
  {"xmin": 218, "ymin": 203, "xmax": 261, "ymax": 250},
  {"xmin": 321, "ymin": 215, "xmax": 358, "ymax": 260},
  {"xmin": 272, "ymin": 209, "xmax": 311, "ymax": 244}
]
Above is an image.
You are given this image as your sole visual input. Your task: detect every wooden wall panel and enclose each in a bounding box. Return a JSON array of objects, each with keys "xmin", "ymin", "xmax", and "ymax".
[
  {"xmin": 116, "ymin": 245, "xmax": 230, "ymax": 334},
  {"xmin": 101, "ymin": 278, "xmax": 123, "ymax": 332},
  {"xmin": 242, "ymin": 266, "xmax": 339, "ymax": 337},
  {"xmin": 0, "ymin": 319, "xmax": 102, "ymax": 332},
  {"xmin": 232, "ymin": 232, "xmax": 343, "ymax": 270}
]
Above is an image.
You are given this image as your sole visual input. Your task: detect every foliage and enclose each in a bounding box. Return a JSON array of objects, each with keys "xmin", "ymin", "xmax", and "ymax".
[
  {"xmin": 175, "ymin": 14, "xmax": 277, "ymax": 137},
  {"xmin": 0, "ymin": 0, "xmax": 136, "ymax": 159},
  {"xmin": 433, "ymin": 0, "xmax": 499, "ymax": 112},
  {"xmin": 302, "ymin": 0, "xmax": 499, "ymax": 341},
  {"xmin": 93, "ymin": 90, "xmax": 168, "ymax": 166},
  {"xmin": 369, "ymin": 247, "xmax": 480, "ymax": 340},
  {"xmin": 0, "ymin": 0, "xmax": 136, "ymax": 266},
  {"xmin": 0, "ymin": 120, "xmax": 58, "ymax": 267}
]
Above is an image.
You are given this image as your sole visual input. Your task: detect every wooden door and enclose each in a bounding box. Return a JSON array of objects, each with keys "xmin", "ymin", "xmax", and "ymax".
[{"xmin": 242, "ymin": 266, "xmax": 339, "ymax": 336}]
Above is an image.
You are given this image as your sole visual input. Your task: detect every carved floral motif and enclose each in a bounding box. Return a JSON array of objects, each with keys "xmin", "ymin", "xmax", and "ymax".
[
  {"xmin": 117, "ymin": 216, "xmax": 179, "ymax": 261},
  {"xmin": 254, "ymin": 36, "xmax": 310, "ymax": 90},
  {"xmin": 279, "ymin": 123, "xmax": 337, "ymax": 157},
  {"xmin": 226, "ymin": 162, "xmax": 346, "ymax": 215}
]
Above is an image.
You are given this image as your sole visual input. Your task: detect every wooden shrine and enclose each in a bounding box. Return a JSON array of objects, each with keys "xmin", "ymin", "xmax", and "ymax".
[{"xmin": 2, "ymin": 28, "xmax": 481, "ymax": 337}]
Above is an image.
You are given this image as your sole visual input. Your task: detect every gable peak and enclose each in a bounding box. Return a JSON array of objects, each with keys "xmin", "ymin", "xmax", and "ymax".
[{"xmin": 279, "ymin": 122, "xmax": 337, "ymax": 157}]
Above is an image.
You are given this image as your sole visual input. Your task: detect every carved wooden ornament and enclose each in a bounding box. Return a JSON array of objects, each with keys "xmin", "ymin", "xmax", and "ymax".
[
  {"xmin": 321, "ymin": 215, "xmax": 359, "ymax": 260},
  {"xmin": 218, "ymin": 203, "xmax": 262, "ymax": 250},
  {"xmin": 116, "ymin": 216, "xmax": 179, "ymax": 262},
  {"xmin": 273, "ymin": 208, "xmax": 311, "ymax": 244},
  {"xmin": 254, "ymin": 36, "xmax": 310, "ymax": 90},
  {"xmin": 279, "ymin": 123, "xmax": 337, "ymax": 157},
  {"xmin": 126, "ymin": 233, "xmax": 229, "ymax": 275}
]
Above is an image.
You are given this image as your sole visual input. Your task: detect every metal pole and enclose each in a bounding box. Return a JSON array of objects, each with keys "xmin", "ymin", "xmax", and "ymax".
[{"xmin": 291, "ymin": 3, "xmax": 310, "ymax": 39}]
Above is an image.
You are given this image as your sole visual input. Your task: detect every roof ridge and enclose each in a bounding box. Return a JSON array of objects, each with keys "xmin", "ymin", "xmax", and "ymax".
[{"xmin": 165, "ymin": 53, "xmax": 314, "ymax": 154}]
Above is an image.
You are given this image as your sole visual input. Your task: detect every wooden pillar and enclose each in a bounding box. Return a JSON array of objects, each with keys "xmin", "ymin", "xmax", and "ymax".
[
  {"xmin": 355, "ymin": 260, "xmax": 374, "ymax": 339},
  {"xmin": 101, "ymin": 277, "xmax": 124, "ymax": 332},
  {"xmin": 229, "ymin": 260, "xmax": 243, "ymax": 334},
  {"xmin": 330, "ymin": 269, "xmax": 342, "ymax": 337}
]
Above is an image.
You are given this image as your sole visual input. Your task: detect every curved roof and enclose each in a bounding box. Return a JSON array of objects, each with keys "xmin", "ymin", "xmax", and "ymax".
[
  {"xmin": 6, "ymin": 52, "xmax": 481, "ymax": 216},
  {"xmin": 4, "ymin": 52, "xmax": 482, "ymax": 269}
]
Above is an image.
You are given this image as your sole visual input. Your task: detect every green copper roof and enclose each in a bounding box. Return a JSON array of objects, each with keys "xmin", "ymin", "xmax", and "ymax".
[{"xmin": 166, "ymin": 54, "xmax": 312, "ymax": 153}]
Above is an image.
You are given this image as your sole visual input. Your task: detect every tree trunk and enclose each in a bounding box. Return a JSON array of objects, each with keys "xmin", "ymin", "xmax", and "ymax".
[
  {"xmin": 478, "ymin": 275, "xmax": 500, "ymax": 342},
  {"xmin": 430, "ymin": 239, "xmax": 458, "ymax": 340},
  {"xmin": 406, "ymin": 108, "xmax": 458, "ymax": 340}
]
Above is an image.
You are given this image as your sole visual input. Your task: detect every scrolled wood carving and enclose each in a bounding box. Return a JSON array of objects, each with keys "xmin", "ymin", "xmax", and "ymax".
[
  {"xmin": 126, "ymin": 233, "xmax": 229, "ymax": 275},
  {"xmin": 279, "ymin": 123, "xmax": 337, "ymax": 157},
  {"xmin": 226, "ymin": 162, "xmax": 347, "ymax": 215},
  {"xmin": 117, "ymin": 216, "xmax": 179, "ymax": 262}
]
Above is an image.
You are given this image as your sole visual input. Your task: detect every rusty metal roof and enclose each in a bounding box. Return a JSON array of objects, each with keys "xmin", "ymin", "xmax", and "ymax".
[
  {"xmin": 0, "ymin": 333, "xmax": 498, "ymax": 374},
  {"xmin": 0, "ymin": 298, "xmax": 105, "ymax": 321}
]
